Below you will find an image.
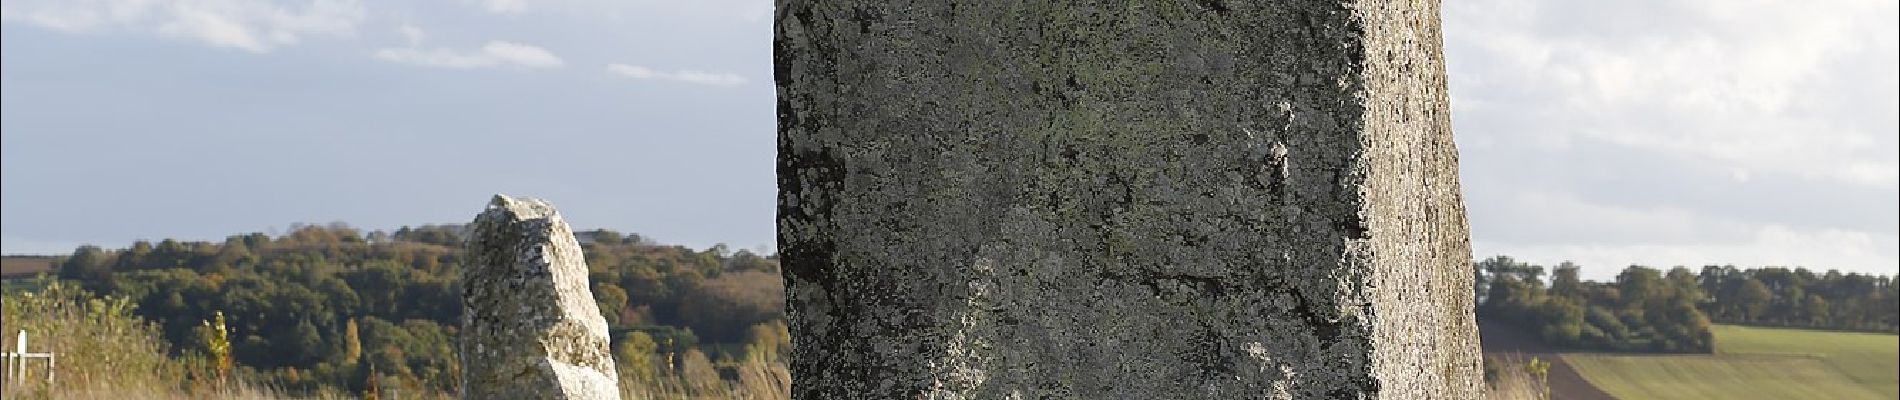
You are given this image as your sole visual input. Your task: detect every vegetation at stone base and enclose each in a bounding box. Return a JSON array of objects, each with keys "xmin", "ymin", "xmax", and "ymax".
[
  {"xmin": 1480, "ymin": 353, "xmax": 1549, "ymax": 400},
  {"xmin": 1473, "ymin": 256, "xmax": 1898, "ymax": 354},
  {"xmin": 1563, "ymin": 324, "xmax": 1898, "ymax": 400},
  {"xmin": 0, "ymin": 279, "xmax": 342, "ymax": 399},
  {"xmin": 24, "ymin": 223, "xmax": 788, "ymax": 399}
]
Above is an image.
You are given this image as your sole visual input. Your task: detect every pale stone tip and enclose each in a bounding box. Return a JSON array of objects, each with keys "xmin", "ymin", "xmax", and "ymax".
[
  {"xmin": 488, "ymin": 194, "xmax": 515, "ymax": 209},
  {"xmin": 485, "ymin": 194, "xmax": 558, "ymax": 219}
]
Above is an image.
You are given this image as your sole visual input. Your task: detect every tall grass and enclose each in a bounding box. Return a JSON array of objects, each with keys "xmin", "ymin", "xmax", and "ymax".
[
  {"xmin": 0, "ymin": 279, "xmax": 315, "ymax": 399},
  {"xmin": 619, "ymin": 350, "xmax": 790, "ymax": 400},
  {"xmin": 1483, "ymin": 353, "xmax": 1548, "ymax": 400},
  {"xmin": 2, "ymin": 279, "xmax": 790, "ymax": 399}
]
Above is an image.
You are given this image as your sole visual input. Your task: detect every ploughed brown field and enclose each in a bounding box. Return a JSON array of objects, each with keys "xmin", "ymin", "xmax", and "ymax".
[
  {"xmin": 1, "ymin": 256, "xmax": 57, "ymax": 279},
  {"xmin": 1479, "ymin": 319, "xmax": 1616, "ymax": 400}
]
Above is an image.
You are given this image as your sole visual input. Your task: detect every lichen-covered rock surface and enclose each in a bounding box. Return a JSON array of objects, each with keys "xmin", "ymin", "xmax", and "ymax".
[
  {"xmin": 461, "ymin": 195, "xmax": 619, "ymax": 400},
  {"xmin": 776, "ymin": 1, "xmax": 1482, "ymax": 399}
]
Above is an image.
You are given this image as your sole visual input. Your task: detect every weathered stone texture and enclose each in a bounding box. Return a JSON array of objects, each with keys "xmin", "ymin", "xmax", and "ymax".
[
  {"xmin": 777, "ymin": 1, "xmax": 1481, "ymax": 399},
  {"xmin": 461, "ymin": 195, "xmax": 619, "ymax": 400}
]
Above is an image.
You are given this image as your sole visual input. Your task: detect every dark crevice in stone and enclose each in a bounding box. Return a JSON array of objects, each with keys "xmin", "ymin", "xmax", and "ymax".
[
  {"xmin": 1336, "ymin": 214, "xmax": 1370, "ymax": 240},
  {"xmin": 1195, "ymin": 0, "xmax": 1231, "ymax": 14}
]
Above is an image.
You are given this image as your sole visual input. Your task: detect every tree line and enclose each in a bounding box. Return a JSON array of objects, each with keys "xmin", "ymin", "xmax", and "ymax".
[
  {"xmin": 1695, "ymin": 265, "xmax": 1899, "ymax": 332},
  {"xmin": 22, "ymin": 224, "xmax": 1897, "ymax": 393},
  {"xmin": 1475, "ymin": 256, "xmax": 1898, "ymax": 354},
  {"xmin": 46, "ymin": 223, "xmax": 786, "ymax": 397}
]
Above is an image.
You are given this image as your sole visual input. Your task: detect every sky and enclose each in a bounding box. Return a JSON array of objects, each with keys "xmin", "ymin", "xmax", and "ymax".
[{"xmin": 2, "ymin": 0, "xmax": 1894, "ymax": 281}]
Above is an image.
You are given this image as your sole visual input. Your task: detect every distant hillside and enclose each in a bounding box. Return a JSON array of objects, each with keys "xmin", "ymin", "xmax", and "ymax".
[
  {"xmin": 1563, "ymin": 324, "xmax": 1899, "ymax": 400},
  {"xmin": 18, "ymin": 223, "xmax": 787, "ymax": 398},
  {"xmin": 1475, "ymin": 255, "xmax": 1898, "ymax": 358}
]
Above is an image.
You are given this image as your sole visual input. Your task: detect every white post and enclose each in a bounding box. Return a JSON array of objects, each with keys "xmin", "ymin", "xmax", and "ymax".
[
  {"xmin": 15, "ymin": 330, "xmax": 24, "ymax": 383},
  {"xmin": 2, "ymin": 330, "xmax": 57, "ymax": 387}
]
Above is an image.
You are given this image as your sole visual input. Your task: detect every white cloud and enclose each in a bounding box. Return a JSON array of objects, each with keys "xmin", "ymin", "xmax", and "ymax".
[
  {"xmin": 1447, "ymin": 0, "xmax": 1898, "ymax": 280},
  {"xmin": 483, "ymin": 0, "xmax": 525, "ymax": 14},
  {"xmin": 467, "ymin": 0, "xmax": 769, "ymax": 22},
  {"xmin": 397, "ymin": 24, "xmax": 424, "ymax": 46},
  {"xmin": 1475, "ymin": 190, "xmax": 1753, "ymax": 246},
  {"xmin": 1446, "ymin": 0, "xmax": 1899, "ymax": 189},
  {"xmin": 606, "ymin": 63, "xmax": 655, "ymax": 79},
  {"xmin": 605, "ymin": 63, "xmax": 746, "ymax": 87},
  {"xmin": 375, "ymin": 41, "xmax": 563, "ymax": 69},
  {"xmin": 0, "ymin": 0, "xmax": 366, "ymax": 53},
  {"xmin": 1470, "ymin": 191, "xmax": 1898, "ymax": 280},
  {"xmin": 480, "ymin": 41, "xmax": 561, "ymax": 67},
  {"xmin": 669, "ymin": 70, "xmax": 747, "ymax": 86},
  {"xmin": 1477, "ymin": 225, "xmax": 1899, "ymax": 282}
]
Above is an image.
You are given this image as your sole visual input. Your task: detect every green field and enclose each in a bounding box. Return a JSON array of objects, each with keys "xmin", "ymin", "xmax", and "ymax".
[
  {"xmin": 1716, "ymin": 324, "xmax": 1899, "ymax": 398},
  {"xmin": 1564, "ymin": 324, "xmax": 1899, "ymax": 400}
]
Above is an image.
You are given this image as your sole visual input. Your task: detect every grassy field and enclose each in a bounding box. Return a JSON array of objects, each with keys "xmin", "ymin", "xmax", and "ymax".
[
  {"xmin": 1563, "ymin": 324, "xmax": 1898, "ymax": 400},
  {"xmin": 1715, "ymin": 324, "xmax": 1899, "ymax": 398}
]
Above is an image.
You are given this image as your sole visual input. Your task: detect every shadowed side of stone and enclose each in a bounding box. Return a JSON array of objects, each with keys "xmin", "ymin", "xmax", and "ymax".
[
  {"xmin": 461, "ymin": 195, "xmax": 619, "ymax": 400},
  {"xmin": 777, "ymin": 1, "xmax": 1481, "ymax": 399}
]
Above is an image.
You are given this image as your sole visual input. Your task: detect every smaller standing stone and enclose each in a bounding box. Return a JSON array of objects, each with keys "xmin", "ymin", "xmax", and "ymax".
[{"xmin": 461, "ymin": 195, "xmax": 619, "ymax": 399}]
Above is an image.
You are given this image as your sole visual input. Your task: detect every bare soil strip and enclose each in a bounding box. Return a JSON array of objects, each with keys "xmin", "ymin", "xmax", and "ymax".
[{"xmin": 1480, "ymin": 319, "xmax": 1618, "ymax": 400}]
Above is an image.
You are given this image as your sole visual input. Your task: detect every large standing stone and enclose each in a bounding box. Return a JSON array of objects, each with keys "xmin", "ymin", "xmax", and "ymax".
[
  {"xmin": 777, "ymin": 1, "xmax": 1481, "ymax": 399},
  {"xmin": 461, "ymin": 195, "xmax": 619, "ymax": 399}
]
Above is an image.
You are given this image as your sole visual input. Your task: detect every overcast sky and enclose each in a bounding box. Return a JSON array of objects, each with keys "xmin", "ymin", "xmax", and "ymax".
[{"xmin": 3, "ymin": 0, "xmax": 1894, "ymax": 281}]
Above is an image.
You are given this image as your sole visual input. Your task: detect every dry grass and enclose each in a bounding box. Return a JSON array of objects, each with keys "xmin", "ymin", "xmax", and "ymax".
[
  {"xmin": 18, "ymin": 381, "xmax": 344, "ymax": 400},
  {"xmin": 1484, "ymin": 353, "xmax": 1549, "ymax": 400},
  {"xmin": 619, "ymin": 354, "xmax": 790, "ymax": 400},
  {"xmin": 3, "ymin": 278, "xmax": 791, "ymax": 399},
  {"xmin": 0, "ymin": 279, "xmax": 315, "ymax": 400}
]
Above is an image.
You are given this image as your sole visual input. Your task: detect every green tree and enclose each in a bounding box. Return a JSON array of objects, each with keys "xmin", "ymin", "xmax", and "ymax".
[
  {"xmin": 678, "ymin": 271, "xmax": 784, "ymax": 342},
  {"xmin": 1735, "ymin": 278, "xmax": 1773, "ymax": 322},
  {"xmin": 1616, "ymin": 266, "xmax": 1665, "ymax": 313},
  {"xmin": 59, "ymin": 245, "xmax": 117, "ymax": 283},
  {"xmin": 1801, "ymin": 294, "xmax": 1830, "ymax": 326},
  {"xmin": 1550, "ymin": 262, "xmax": 1584, "ymax": 301},
  {"xmin": 615, "ymin": 331, "xmax": 660, "ymax": 383},
  {"xmin": 594, "ymin": 283, "xmax": 630, "ymax": 327},
  {"xmin": 274, "ymin": 319, "xmax": 324, "ymax": 366}
]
